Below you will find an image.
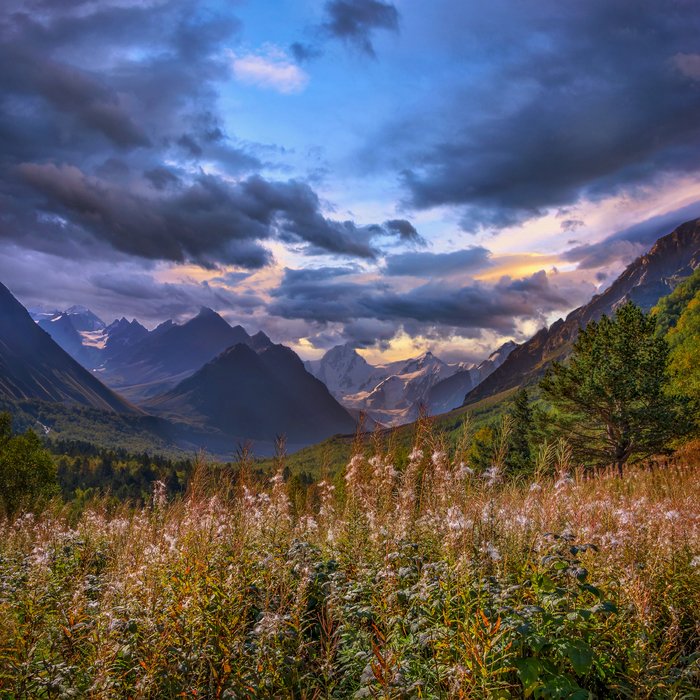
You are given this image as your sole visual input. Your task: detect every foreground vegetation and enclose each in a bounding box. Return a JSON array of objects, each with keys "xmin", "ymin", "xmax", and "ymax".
[{"xmin": 1, "ymin": 417, "xmax": 699, "ymax": 699}]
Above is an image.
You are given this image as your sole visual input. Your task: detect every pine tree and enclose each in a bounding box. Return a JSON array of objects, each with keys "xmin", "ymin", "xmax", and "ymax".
[
  {"xmin": 507, "ymin": 388, "xmax": 533, "ymax": 471},
  {"xmin": 540, "ymin": 302, "xmax": 691, "ymax": 475}
]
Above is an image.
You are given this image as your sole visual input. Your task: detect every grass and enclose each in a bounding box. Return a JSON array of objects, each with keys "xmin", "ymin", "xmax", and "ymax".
[{"xmin": 1, "ymin": 420, "xmax": 700, "ymax": 699}]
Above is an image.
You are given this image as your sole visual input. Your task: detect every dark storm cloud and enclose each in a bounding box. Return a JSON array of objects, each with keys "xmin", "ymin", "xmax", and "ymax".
[
  {"xmin": 295, "ymin": 0, "xmax": 399, "ymax": 61},
  {"xmin": 322, "ymin": 0, "xmax": 399, "ymax": 57},
  {"xmin": 269, "ymin": 267, "xmax": 581, "ymax": 340},
  {"xmin": 0, "ymin": 45, "xmax": 150, "ymax": 150},
  {"xmin": 376, "ymin": 1, "xmax": 700, "ymax": 231},
  {"xmin": 15, "ymin": 164, "xmax": 385, "ymax": 266},
  {"xmin": 562, "ymin": 200, "xmax": 700, "ymax": 270},
  {"xmin": 89, "ymin": 272, "xmax": 265, "ymax": 315},
  {"xmin": 384, "ymin": 246, "xmax": 492, "ymax": 277},
  {"xmin": 144, "ymin": 167, "xmax": 181, "ymax": 191},
  {"xmin": 381, "ymin": 219, "xmax": 426, "ymax": 245},
  {"xmin": 0, "ymin": 0, "xmax": 397, "ymax": 271}
]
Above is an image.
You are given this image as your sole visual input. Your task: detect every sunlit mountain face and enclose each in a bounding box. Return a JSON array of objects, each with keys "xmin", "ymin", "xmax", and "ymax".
[{"xmin": 3, "ymin": 0, "xmax": 700, "ymax": 367}]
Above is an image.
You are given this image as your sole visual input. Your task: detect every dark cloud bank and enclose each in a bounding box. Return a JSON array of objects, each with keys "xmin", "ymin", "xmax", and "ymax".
[{"xmin": 367, "ymin": 1, "xmax": 700, "ymax": 236}]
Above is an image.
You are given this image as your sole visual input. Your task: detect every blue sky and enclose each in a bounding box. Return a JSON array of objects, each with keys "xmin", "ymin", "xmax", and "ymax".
[{"xmin": 2, "ymin": 0, "xmax": 700, "ymax": 363}]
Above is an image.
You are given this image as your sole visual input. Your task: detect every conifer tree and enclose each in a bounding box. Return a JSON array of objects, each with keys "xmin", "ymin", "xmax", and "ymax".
[
  {"xmin": 540, "ymin": 302, "xmax": 691, "ymax": 475},
  {"xmin": 507, "ymin": 388, "xmax": 533, "ymax": 470}
]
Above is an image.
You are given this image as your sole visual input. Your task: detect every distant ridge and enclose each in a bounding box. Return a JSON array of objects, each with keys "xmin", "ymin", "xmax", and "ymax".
[
  {"xmin": 0, "ymin": 282, "xmax": 142, "ymax": 414},
  {"xmin": 142, "ymin": 337, "xmax": 356, "ymax": 444},
  {"xmin": 100, "ymin": 307, "xmax": 251, "ymax": 400},
  {"xmin": 462, "ymin": 217, "xmax": 700, "ymax": 407}
]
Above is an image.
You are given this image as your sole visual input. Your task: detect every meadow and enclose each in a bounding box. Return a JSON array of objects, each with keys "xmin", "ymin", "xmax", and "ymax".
[{"xmin": 1, "ymin": 419, "xmax": 699, "ymax": 700}]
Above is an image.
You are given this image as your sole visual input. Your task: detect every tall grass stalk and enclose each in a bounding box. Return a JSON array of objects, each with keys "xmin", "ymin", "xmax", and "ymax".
[{"xmin": 1, "ymin": 425, "xmax": 699, "ymax": 698}]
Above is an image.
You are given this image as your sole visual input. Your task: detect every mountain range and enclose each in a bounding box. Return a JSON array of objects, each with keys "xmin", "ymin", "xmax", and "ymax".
[
  {"xmin": 462, "ymin": 217, "xmax": 700, "ymax": 408},
  {"xmin": 0, "ymin": 283, "xmax": 141, "ymax": 415},
  {"xmin": 6, "ymin": 288, "xmax": 355, "ymax": 449},
  {"xmin": 5, "ymin": 216, "xmax": 700, "ymax": 456},
  {"xmin": 143, "ymin": 332, "xmax": 356, "ymax": 443},
  {"xmin": 305, "ymin": 341, "xmax": 516, "ymax": 424}
]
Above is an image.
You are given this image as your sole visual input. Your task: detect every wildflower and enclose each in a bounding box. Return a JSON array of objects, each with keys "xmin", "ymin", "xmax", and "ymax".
[
  {"xmin": 345, "ymin": 454, "xmax": 363, "ymax": 486},
  {"xmin": 456, "ymin": 462, "xmax": 474, "ymax": 477},
  {"xmin": 483, "ymin": 465, "xmax": 501, "ymax": 487},
  {"xmin": 431, "ymin": 450, "xmax": 445, "ymax": 465},
  {"xmin": 153, "ymin": 480, "xmax": 167, "ymax": 509},
  {"xmin": 480, "ymin": 541, "xmax": 501, "ymax": 561},
  {"xmin": 554, "ymin": 471, "xmax": 574, "ymax": 491},
  {"xmin": 408, "ymin": 447, "xmax": 423, "ymax": 462}
]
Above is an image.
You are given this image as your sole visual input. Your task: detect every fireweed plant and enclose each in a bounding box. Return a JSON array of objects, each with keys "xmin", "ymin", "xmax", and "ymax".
[{"xmin": 0, "ymin": 418, "xmax": 699, "ymax": 699}]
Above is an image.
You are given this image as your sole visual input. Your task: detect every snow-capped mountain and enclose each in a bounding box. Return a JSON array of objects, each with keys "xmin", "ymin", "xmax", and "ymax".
[
  {"xmin": 28, "ymin": 305, "xmax": 147, "ymax": 369},
  {"xmin": 425, "ymin": 341, "xmax": 518, "ymax": 415},
  {"xmin": 305, "ymin": 343, "xmax": 514, "ymax": 426},
  {"xmin": 304, "ymin": 344, "xmax": 376, "ymax": 398}
]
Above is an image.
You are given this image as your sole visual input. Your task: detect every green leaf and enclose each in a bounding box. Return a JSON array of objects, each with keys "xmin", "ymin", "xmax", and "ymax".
[
  {"xmin": 590, "ymin": 601, "xmax": 617, "ymax": 615},
  {"xmin": 515, "ymin": 658, "xmax": 542, "ymax": 697},
  {"xmin": 566, "ymin": 641, "xmax": 595, "ymax": 676}
]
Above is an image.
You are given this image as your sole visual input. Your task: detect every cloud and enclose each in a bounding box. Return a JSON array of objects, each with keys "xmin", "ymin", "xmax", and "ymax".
[
  {"xmin": 381, "ymin": 219, "xmax": 426, "ymax": 245},
  {"xmin": 562, "ymin": 200, "xmax": 700, "ymax": 270},
  {"xmin": 144, "ymin": 167, "xmax": 181, "ymax": 190},
  {"xmin": 673, "ymin": 53, "xmax": 700, "ymax": 81},
  {"xmin": 14, "ymin": 163, "xmax": 390, "ymax": 266},
  {"xmin": 290, "ymin": 42, "xmax": 324, "ymax": 63},
  {"xmin": 322, "ymin": 0, "xmax": 399, "ymax": 57},
  {"xmin": 269, "ymin": 266, "xmax": 584, "ymax": 343},
  {"xmin": 229, "ymin": 46, "xmax": 310, "ymax": 94},
  {"xmin": 89, "ymin": 272, "xmax": 265, "ymax": 316},
  {"xmin": 0, "ymin": 45, "xmax": 150, "ymax": 150},
  {"xmin": 384, "ymin": 246, "xmax": 492, "ymax": 277},
  {"xmin": 356, "ymin": 1, "xmax": 700, "ymax": 232}
]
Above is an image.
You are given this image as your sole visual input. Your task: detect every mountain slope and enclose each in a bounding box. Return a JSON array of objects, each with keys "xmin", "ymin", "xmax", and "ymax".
[
  {"xmin": 142, "ymin": 337, "xmax": 356, "ymax": 444},
  {"xmin": 99, "ymin": 308, "xmax": 250, "ymax": 399},
  {"xmin": 462, "ymin": 217, "xmax": 700, "ymax": 407},
  {"xmin": 0, "ymin": 282, "xmax": 142, "ymax": 414},
  {"xmin": 427, "ymin": 340, "xmax": 517, "ymax": 414}
]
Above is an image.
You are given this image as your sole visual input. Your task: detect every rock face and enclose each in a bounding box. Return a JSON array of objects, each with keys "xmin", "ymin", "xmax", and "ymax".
[
  {"xmin": 462, "ymin": 217, "xmax": 700, "ymax": 407},
  {"xmin": 0, "ymin": 282, "xmax": 142, "ymax": 414},
  {"xmin": 143, "ymin": 334, "xmax": 356, "ymax": 444}
]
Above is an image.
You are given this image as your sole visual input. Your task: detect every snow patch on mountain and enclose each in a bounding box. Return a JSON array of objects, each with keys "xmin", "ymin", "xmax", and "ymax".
[{"xmin": 305, "ymin": 344, "xmax": 509, "ymax": 426}]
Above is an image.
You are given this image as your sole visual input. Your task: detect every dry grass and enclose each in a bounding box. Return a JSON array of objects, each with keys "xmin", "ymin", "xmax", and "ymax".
[{"xmin": 1, "ymin": 428, "xmax": 699, "ymax": 699}]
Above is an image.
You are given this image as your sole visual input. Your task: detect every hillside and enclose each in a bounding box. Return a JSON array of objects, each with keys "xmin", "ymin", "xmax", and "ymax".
[
  {"xmin": 0, "ymin": 282, "xmax": 143, "ymax": 415},
  {"xmin": 462, "ymin": 217, "xmax": 700, "ymax": 407},
  {"xmin": 142, "ymin": 334, "xmax": 356, "ymax": 445}
]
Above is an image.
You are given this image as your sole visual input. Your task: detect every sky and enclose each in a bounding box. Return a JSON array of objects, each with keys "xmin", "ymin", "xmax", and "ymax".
[{"xmin": 2, "ymin": 0, "xmax": 700, "ymax": 364}]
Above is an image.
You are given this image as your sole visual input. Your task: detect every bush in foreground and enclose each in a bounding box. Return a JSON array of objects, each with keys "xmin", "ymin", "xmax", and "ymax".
[{"xmin": 0, "ymin": 427, "xmax": 699, "ymax": 699}]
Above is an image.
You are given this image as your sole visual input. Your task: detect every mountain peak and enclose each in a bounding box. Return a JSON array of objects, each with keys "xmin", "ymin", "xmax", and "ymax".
[
  {"xmin": 197, "ymin": 306, "xmax": 216, "ymax": 317},
  {"xmin": 247, "ymin": 330, "xmax": 274, "ymax": 352}
]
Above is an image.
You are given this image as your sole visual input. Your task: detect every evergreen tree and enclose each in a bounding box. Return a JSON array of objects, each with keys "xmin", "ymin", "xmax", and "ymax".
[
  {"xmin": 507, "ymin": 388, "xmax": 533, "ymax": 470},
  {"xmin": 540, "ymin": 302, "xmax": 691, "ymax": 475}
]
